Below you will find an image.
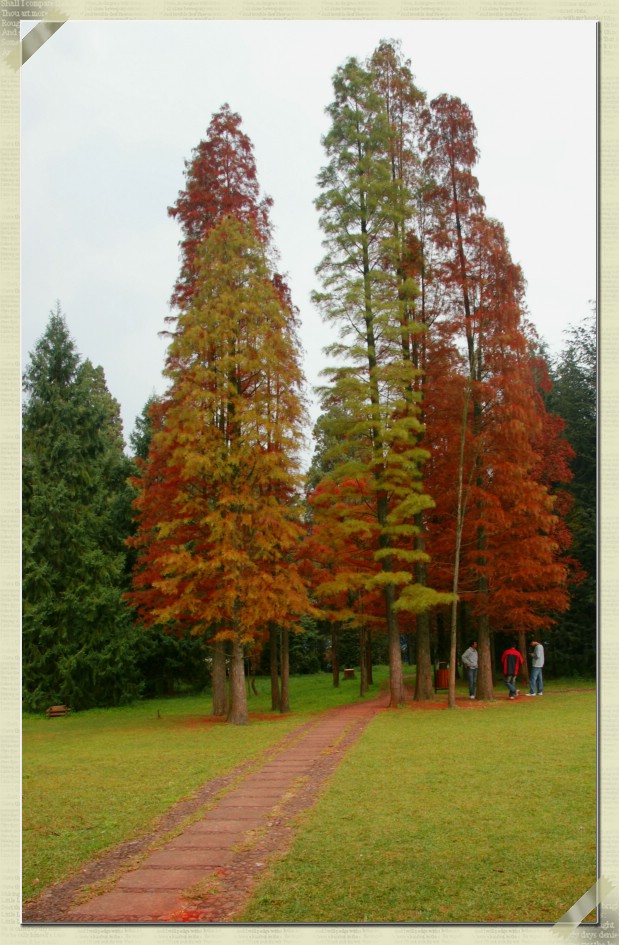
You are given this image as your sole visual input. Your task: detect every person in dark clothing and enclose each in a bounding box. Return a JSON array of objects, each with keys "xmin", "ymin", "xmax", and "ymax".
[{"xmin": 501, "ymin": 643, "xmax": 524, "ymax": 700}]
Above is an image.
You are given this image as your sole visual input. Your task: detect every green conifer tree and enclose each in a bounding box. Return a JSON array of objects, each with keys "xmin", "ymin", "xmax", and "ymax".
[
  {"xmin": 546, "ymin": 310, "xmax": 596, "ymax": 674},
  {"xmin": 313, "ymin": 55, "xmax": 445, "ymax": 708},
  {"xmin": 22, "ymin": 305, "xmax": 139, "ymax": 710}
]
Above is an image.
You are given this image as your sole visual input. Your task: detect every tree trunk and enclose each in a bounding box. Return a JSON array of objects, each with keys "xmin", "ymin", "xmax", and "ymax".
[
  {"xmin": 280, "ymin": 627, "xmax": 290, "ymax": 713},
  {"xmin": 269, "ymin": 625, "xmax": 281, "ymax": 710},
  {"xmin": 412, "ymin": 521, "xmax": 434, "ymax": 701},
  {"xmin": 414, "ymin": 611, "xmax": 433, "ymax": 700},
  {"xmin": 453, "ymin": 160, "xmax": 492, "ymax": 701},
  {"xmin": 448, "ymin": 607, "xmax": 458, "ymax": 709},
  {"xmin": 448, "ymin": 382, "xmax": 470, "ymax": 708},
  {"xmin": 360, "ymin": 627, "xmax": 368, "ymax": 696},
  {"xmin": 366, "ymin": 631, "xmax": 373, "ymax": 686},
  {"xmin": 332, "ymin": 630, "xmax": 340, "ymax": 687},
  {"xmin": 360, "ymin": 212, "xmax": 404, "ymax": 710},
  {"xmin": 473, "ymin": 494, "xmax": 494, "ymax": 698},
  {"xmin": 227, "ymin": 636, "xmax": 249, "ymax": 724},
  {"xmin": 211, "ymin": 638, "xmax": 228, "ymax": 717},
  {"xmin": 386, "ymin": 584, "xmax": 405, "ymax": 706},
  {"xmin": 377, "ymin": 494, "xmax": 405, "ymax": 707},
  {"xmin": 518, "ymin": 629, "xmax": 530, "ymax": 685},
  {"xmin": 476, "ymin": 612, "xmax": 494, "ymax": 700}
]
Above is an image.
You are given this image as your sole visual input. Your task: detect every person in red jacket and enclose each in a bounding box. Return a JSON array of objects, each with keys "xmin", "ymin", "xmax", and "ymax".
[{"xmin": 501, "ymin": 642, "xmax": 524, "ymax": 700}]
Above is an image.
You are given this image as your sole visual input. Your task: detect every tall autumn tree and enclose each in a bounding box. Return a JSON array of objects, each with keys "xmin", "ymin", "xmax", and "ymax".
[
  {"xmin": 311, "ymin": 51, "xmax": 575, "ymax": 703},
  {"xmin": 419, "ymin": 95, "xmax": 500, "ymax": 697},
  {"xmin": 164, "ymin": 105, "xmax": 295, "ymax": 701},
  {"xmin": 128, "ymin": 216, "xmax": 309, "ymax": 724},
  {"xmin": 22, "ymin": 306, "xmax": 139, "ymax": 711},
  {"xmin": 369, "ymin": 40, "xmax": 446, "ymax": 699},
  {"xmin": 420, "ymin": 202, "xmax": 572, "ymax": 695},
  {"xmin": 313, "ymin": 54, "xmax": 447, "ymax": 708}
]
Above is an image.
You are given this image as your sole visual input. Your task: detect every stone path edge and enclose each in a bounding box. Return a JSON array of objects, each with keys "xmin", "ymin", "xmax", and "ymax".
[
  {"xmin": 21, "ymin": 698, "xmax": 385, "ymax": 924},
  {"xmin": 21, "ymin": 710, "xmax": 334, "ymax": 924},
  {"xmin": 162, "ymin": 710, "xmax": 380, "ymax": 924},
  {"xmin": 65, "ymin": 706, "xmax": 380, "ymax": 923}
]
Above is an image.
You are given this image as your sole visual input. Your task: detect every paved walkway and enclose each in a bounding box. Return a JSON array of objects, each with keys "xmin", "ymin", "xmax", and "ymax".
[{"xmin": 61, "ymin": 690, "xmax": 390, "ymax": 924}]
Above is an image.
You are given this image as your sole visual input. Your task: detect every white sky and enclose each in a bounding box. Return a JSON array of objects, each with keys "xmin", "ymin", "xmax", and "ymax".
[{"xmin": 20, "ymin": 19, "xmax": 597, "ymax": 461}]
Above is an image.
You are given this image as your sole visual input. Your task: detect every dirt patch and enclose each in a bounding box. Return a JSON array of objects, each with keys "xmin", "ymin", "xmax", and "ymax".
[
  {"xmin": 400, "ymin": 694, "xmax": 500, "ymax": 710},
  {"xmin": 178, "ymin": 716, "xmax": 227, "ymax": 727},
  {"xmin": 180, "ymin": 713, "xmax": 287, "ymax": 728},
  {"xmin": 247, "ymin": 713, "xmax": 288, "ymax": 722}
]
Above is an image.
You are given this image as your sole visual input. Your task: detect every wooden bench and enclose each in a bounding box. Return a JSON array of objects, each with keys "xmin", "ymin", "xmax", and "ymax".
[
  {"xmin": 46, "ymin": 705, "xmax": 70, "ymax": 718},
  {"xmin": 343, "ymin": 668, "xmax": 356, "ymax": 680}
]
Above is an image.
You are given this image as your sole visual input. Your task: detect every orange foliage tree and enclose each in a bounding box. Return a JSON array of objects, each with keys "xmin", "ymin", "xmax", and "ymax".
[
  {"xmin": 302, "ymin": 475, "xmax": 394, "ymax": 695},
  {"xmin": 127, "ymin": 216, "xmax": 309, "ymax": 724}
]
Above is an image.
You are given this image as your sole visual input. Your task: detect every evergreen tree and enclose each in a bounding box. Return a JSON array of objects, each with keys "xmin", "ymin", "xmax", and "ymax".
[
  {"xmin": 546, "ymin": 310, "xmax": 596, "ymax": 674},
  {"xmin": 369, "ymin": 40, "xmax": 440, "ymax": 700},
  {"xmin": 129, "ymin": 394, "xmax": 160, "ymax": 461},
  {"xmin": 22, "ymin": 306, "xmax": 139, "ymax": 711}
]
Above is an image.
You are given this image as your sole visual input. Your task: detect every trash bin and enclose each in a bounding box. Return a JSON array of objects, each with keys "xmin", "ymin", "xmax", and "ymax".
[{"xmin": 435, "ymin": 662, "xmax": 449, "ymax": 691}]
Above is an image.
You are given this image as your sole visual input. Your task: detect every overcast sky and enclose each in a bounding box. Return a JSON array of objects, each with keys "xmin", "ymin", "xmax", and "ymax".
[{"xmin": 20, "ymin": 19, "xmax": 597, "ymax": 463}]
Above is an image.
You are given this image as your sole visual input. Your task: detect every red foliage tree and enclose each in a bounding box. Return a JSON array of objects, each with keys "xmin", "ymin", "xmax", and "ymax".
[
  {"xmin": 167, "ymin": 103, "xmax": 274, "ymax": 309},
  {"xmin": 421, "ymin": 205, "xmax": 573, "ymax": 697}
]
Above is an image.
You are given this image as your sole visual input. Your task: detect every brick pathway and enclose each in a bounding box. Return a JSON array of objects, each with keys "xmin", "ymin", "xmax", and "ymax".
[{"xmin": 62, "ymin": 690, "xmax": 389, "ymax": 924}]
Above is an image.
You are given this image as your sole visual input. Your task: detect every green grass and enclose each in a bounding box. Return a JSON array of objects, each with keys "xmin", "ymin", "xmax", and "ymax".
[
  {"xmin": 22, "ymin": 670, "xmax": 387, "ymax": 902},
  {"xmin": 236, "ymin": 688, "xmax": 597, "ymax": 924},
  {"xmin": 23, "ymin": 669, "xmax": 595, "ymax": 919}
]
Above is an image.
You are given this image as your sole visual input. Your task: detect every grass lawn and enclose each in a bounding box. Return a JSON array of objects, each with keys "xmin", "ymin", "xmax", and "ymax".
[
  {"xmin": 23, "ymin": 670, "xmax": 595, "ymax": 922},
  {"xmin": 22, "ymin": 669, "xmax": 387, "ymax": 903},
  {"xmin": 236, "ymin": 686, "xmax": 597, "ymax": 924}
]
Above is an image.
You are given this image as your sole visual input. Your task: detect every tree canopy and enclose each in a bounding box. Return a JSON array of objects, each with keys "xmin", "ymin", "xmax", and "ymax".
[{"xmin": 22, "ymin": 45, "xmax": 595, "ymax": 719}]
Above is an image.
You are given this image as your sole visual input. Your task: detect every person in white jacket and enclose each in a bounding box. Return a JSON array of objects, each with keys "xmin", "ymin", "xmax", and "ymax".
[
  {"xmin": 526, "ymin": 640, "xmax": 545, "ymax": 696},
  {"xmin": 461, "ymin": 641, "xmax": 478, "ymax": 699}
]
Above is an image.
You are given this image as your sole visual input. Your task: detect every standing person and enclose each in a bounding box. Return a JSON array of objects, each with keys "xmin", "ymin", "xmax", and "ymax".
[
  {"xmin": 501, "ymin": 642, "xmax": 524, "ymax": 700},
  {"xmin": 526, "ymin": 640, "xmax": 545, "ymax": 696},
  {"xmin": 461, "ymin": 641, "xmax": 478, "ymax": 699}
]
